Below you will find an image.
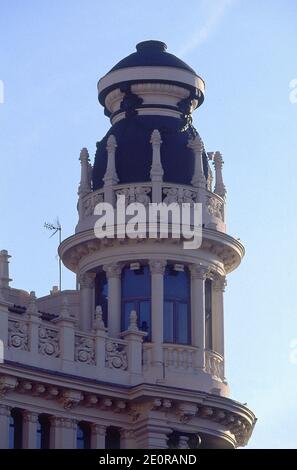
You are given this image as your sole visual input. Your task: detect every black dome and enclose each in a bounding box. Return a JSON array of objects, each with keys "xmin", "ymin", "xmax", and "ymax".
[
  {"xmin": 92, "ymin": 115, "xmax": 208, "ymax": 190},
  {"xmin": 109, "ymin": 40, "xmax": 196, "ymax": 74}
]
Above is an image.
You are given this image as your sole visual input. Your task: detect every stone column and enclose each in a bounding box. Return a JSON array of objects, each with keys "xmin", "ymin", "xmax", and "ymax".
[
  {"xmin": 22, "ymin": 410, "xmax": 38, "ymax": 449},
  {"xmin": 121, "ymin": 310, "xmax": 146, "ymax": 378},
  {"xmin": 78, "ymin": 272, "xmax": 96, "ymax": 331},
  {"xmin": 213, "ymin": 151, "xmax": 226, "ymax": 198},
  {"xmin": 136, "ymin": 424, "xmax": 171, "ymax": 449},
  {"xmin": 150, "ymin": 129, "xmax": 163, "ymax": 203},
  {"xmin": 0, "ymin": 250, "xmax": 11, "ymax": 289},
  {"xmin": 188, "ymin": 135, "xmax": 206, "ymax": 201},
  {"xmin": 0, "ymin": 404, "xmax": 10, "ymax": 449},
  {"xmin": 190, "ymin": 264, "xmax": 208, "ymax": 369},
  {"xmin": 149, "ymin": 260, "xmax": 166, "ymax": 378},
  {"xmin": 212, "ymin": 275, "xmax": 226, "ymax": 360},
  {"xmin": 103, "ymin": 135, "xmax": 118, "ymax": 205},
  {"xmin": 120, "ymin": 429, "xmax": 135, "ymax": 449},
  {"xmin": 178, "ymin": 435, "xmax": 190, "ymax": 449},
  {"xmin": 91, "ymin": 424, "xmax": 106, "ymax": 449},
  {"xmin": 50, "ymin": 417, "xmax": 77, "ymax": 449},
  {"xmin": 103, "ymin": 263, "xmax": 122, "ymax": 338}
]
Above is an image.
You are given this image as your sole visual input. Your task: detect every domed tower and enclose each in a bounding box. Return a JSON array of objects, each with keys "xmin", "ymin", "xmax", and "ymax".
[{"xmin": 60, "ymin": 41, "xmax": 256, "ymax": 448}]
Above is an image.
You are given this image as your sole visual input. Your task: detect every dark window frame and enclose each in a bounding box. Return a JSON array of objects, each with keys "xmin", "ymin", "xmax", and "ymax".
[
  {"xmin": 121, "ymin": 266, "xmax": 151, "ymax": 340},
  {"xmin": 163, "ymin": 266, "xmax": 191, "ymax": 345}
]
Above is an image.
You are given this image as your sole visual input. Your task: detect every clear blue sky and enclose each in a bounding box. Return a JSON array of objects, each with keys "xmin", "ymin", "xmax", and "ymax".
[{"xmin": 1, "ymin": 0, "xmax": 297, "ymax": 448}]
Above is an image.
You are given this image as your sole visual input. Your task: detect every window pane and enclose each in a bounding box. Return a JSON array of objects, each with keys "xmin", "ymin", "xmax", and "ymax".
[
  {"xmin": 176, "ymin": 302, "xmax": 189, "ymax": 344},
  {"xmin": 36, "ymin": 422, "xmax": 41, "ymax": 449},
  {"xmin": 164, "ymin": 301, "xmax": 174, "ymax": 342},
  {"xmin": 122, "ymin": 266, "xmax": 150, "ymax": 299},
  {"xmin": 139, "ymin": 300, "xmax": 151, "ymax": 340},
  {"xmin": 164, "ymin": 266, "xmax": 190, "ymax": 301}
]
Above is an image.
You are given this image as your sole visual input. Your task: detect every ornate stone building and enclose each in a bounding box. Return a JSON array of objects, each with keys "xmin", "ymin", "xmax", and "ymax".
[{"xmin": 0, "ymin": 41, "xmax": 256, "ymax": 449}]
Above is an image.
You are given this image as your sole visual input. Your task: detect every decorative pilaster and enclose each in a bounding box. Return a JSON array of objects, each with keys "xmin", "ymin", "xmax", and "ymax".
[
  {"xmin": 27, "ymin": 291, "xmax": 40, "ymax": 358},
  {"xmin": 103, "ymin": 263, "xmax": 122, "ymax": 338},
  {"xmin": 178, "ymin": 435, "xmax": 190, "ymax": 449},
  {"xmin": 55, "ymin": 297, "xmax": 76, "ymax": 366},
  {"xmin": 121, "ymin": 311, "xmax": 146, "ymax": 377},
  {"xmin": 78, "ymin": 148, "xmax": 91, "ymax": 220},
  {"xmin": 49, "ymin": 417, "xmax": 77, "ymax": 449},
  {"xmin": 188, "ymin": 135, "xmax": 206, "ymax": 194},
  {"xmin": 150, "ymin": 129, "xmax": 163, "ymax": 203},
  {"xmin": 213, "ymin": 151, "xmax": 226, "ymax": 198},
  {"xmin": 0, "ymin": 250, "xmax": 12, "ymax": 298},
  {"xmin": 94, "ymin": 306, "xmax": 107, "ymax": 370},
  {"xmin": 212, "ymin": 274, "xmax": 227, "ymax": 361},
  {"xmin": 149, "ymin": 260, "xmax": 166, "ymax": 377},
  {"xmin": 0, "ymin": 405, "xmax": 10, "ymax": 448},
  {"xmin": 78, "ymin": 272, "xmax": 96, "ymax": 331},
  {"xmin": 22, "ymin": 410, "xmax": 38, "ymax": 449},
  {"xmin": 103, "ymin": 135, "xmax": 118, "ymax": 205},
  {"xmin": 190, "ymin": 264, "xmax": 209, "ymax": 369},
  {"xmin": 91, "ymin": 424, "xmax": 106, "ymax": 449},
  {"xmin": 78, "ymin": 148, "xmax": 91, "ymax": 196},
  {"xmin": 120, "ymin": 429, "xmax": 135, "ymax": 449}
]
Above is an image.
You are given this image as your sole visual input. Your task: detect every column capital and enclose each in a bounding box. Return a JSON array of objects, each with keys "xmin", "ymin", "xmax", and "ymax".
[
  {"xmin": 103, "ymin": 262, "xmax": 122, "ymax": 279},
  {"xmin": 0, "ymin": 404, "xmax": 11, "ymax": 416},
  {"xmin": 91, "ymin": 423, "xmax": 106, "ymax": 435},
  {"xmin": 22, "ymin": 410, "xmax": 39, "ymax": 424},
  {"xmin": 78, "ymin": 272, "xmax": 96, "ymax": 289},
  {"xmin": 149, "ymin": 259, "xmax": 166, "ymax": 275},
  {"xmin": 190, "ymin": 264, "xmax": 209, "ymax": 280},
  {"xmin": 213, "ymin": 274, "xmax": 227, "ymax": 292}
]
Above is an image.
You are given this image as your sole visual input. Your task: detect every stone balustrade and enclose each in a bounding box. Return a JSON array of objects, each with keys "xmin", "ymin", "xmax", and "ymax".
[
  {"xmin": 77, "ymin": 182, "xmax": 226, "ymax": 233},
  {"xmin": 205, "ymin": 349, "xmax": 225, "ymax": 381}
]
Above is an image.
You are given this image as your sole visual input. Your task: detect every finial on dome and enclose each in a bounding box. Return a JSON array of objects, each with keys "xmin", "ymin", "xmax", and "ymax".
[{"xmin": 136, "ymin": 40, "xmax": 167, "ymax": 52}]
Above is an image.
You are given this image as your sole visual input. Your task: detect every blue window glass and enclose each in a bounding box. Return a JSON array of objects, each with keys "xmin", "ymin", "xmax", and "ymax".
[
  {"xmin": 163, "ymin": 266, "xmax": 190, "ymax": 344},
  {"xmin": 121, "ymin": 266, "xmax": 151, "ymax": 340},
  {"xmin": 76, "ymin": 422, "xmax": 91, "ymax": 449},
  {"xmin": 95, "ymin": 271, "xmax": 108, "ymax": 326},
  {"xmin": 36, "ymin": 415, "xmax": 50, "ymax": 449},
  {"xmin": 9, "ymin": 409, "xmax": 23, "ymax": 449}
]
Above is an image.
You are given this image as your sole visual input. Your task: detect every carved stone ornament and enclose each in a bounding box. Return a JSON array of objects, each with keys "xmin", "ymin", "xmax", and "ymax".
[
  {"xmin": 163, "ymin": 186, "xmax": 196, "ymax": 205},
  {"xmin": 8, "ymin": 320, "xmax": 29, "ymax": 351},
  {"xmin": 83, "ymin": 192, "xmax": 104, "ymax": 217},
  {"xmin": 105, "ymin": 340, "xmax": 128, "ymax": 370},
  {"xmin": 116, "ymin": 186, "xmax": 151, "ymax": 206},
  {"xmin": 38, "ymin": 327, "xmax": 60, "ymax": 357},
  {"xmin": 206, "ymin": 196, "xmax": 223, "ymax": 220},
  {"xmin": 75, "ymin": 334, "xmax": 95, "ymax": 365}
]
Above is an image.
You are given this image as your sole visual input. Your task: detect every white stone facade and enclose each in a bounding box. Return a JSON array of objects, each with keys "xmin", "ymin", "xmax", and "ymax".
[{"xmin": 0, "ymin": 41, "xmax": 256, "ymax": 449}]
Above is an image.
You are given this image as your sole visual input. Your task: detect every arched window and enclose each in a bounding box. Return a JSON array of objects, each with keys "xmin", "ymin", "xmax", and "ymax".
[
  {"xmin": 9, "ymin": 408, "xmax": 23, "ymax": 449},
  {"xmin": 205, "ymin": 278, "xmax": 213, "ymax": 350},
  {"xmin": 105, "ymin": 427, "xmax": 121, "ymax": 449},
  {"xmin": 95, "ymin": 271, "xmax": 108, "ymax": 326},
  {"xmin": 76, "ymin": 422, "xmax": 91, "ymax": 449},
  {"xmin": 163, "ymin": 266, "xmax": 190, "ymax": 344},
  {"xmin": 36, "ymin": 414, "xmax": 50, "ymax": 449},
  {"xmin": 121, "ymin": 266, "xmax": 151, "ymax": 340}
]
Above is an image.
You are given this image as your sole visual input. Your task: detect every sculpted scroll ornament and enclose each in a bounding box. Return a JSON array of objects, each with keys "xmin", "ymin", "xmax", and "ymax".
[
  {"xmin": 115, "ymin": 186, "xmax": 151, "ymax": 206},
  {"xmin": 83, "ymin": 192, "xmax": 104, "ymax": 217},
  {"xmin": 105, "ymin": 340, "xmax": 128, "ymax": 370},
  {"xmin": 206, "ymin": 196, "xmax": 223, "ymax": 220},
  {"xmin": 8, "ymin": 320, "xmax": 29, "ymax": 351},
  {"xmin": 75, "ymin": 335, "xmax": 95, "ymax": 365},
  {"xmin": 38, "ymin": 327, "xmax": 60, "ymax": 357},
  {"xmin": 163, "ymin": 187, "xmax": 196, "ymax": 205}
]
